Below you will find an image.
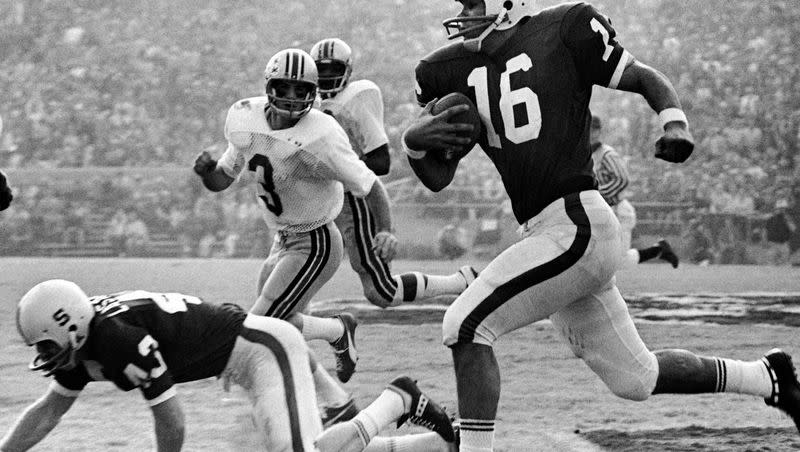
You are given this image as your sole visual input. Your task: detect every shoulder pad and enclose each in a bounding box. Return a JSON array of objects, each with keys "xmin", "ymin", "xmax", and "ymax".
[{"xmin": 420, "ymin": 41, "xmax": 471, "ymax": 64}]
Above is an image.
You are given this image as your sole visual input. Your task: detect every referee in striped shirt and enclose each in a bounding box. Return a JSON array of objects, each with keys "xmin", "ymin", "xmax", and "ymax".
[{"xmin": 591, "ymin": 114, "xmax": 679, "ymax": 269}]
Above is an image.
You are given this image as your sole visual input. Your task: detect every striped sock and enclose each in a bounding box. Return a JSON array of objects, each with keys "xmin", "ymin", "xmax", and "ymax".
[
  {"xmin": 395, "ymin": 273, "xmax": 426, "ymax": 302},
  {"xmin": 712, "ymin": 358, "xmax": 773, "ymax": 397},
  {"xmin": 460, "ymin": 418, "xmax": 495, "ymax": 452}
]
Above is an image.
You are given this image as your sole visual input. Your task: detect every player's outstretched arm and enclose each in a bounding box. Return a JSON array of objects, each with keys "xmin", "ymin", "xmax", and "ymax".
[
  {"xmin": 0, "ymin": 388, "xmax": 77, "ymax": 452},
  {"xmin": 616, "ymin": 61, "xmax": 695, "ymax": 163},
  {"xmin": 193, "ymin": 150, "xmax": 235, "ymax": 192},
  {"xmin": 363, "ymin": 178, "xmax": 398, "ymax": 262},
  {"xmin": 151, "ymin": 396, "xmax": 185, "ymax": 452}
]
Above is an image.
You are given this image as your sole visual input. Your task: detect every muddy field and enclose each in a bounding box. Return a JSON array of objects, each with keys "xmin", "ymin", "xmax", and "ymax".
[{"xmin": 1, "ymin": 258, "xmax": 799, "ymax": 451}]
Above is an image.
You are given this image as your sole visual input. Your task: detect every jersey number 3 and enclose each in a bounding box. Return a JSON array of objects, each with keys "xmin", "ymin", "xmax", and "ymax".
[
  {"xmin": 467, "ymin": 53, "xmax": 541, "ymax": 148},
  {"xmin": 248, "ymin": 154, "xmax": 283, "ymax": 216}
]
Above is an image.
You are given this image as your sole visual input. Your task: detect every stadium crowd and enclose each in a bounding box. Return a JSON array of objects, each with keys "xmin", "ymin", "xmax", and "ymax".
[{"xmin": 0, "ymin": 0, "xmax": 798, "ymax": 263}]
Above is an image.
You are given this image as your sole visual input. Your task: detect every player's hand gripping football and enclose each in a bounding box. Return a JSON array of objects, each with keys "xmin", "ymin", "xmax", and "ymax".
[
  {"xmin": 193, "ymin": 150, "xmax": 217, "ymax": 176},
  {"xmin": 373, "ymin": 231, "xmax": 398, "ymax": 262},
  {"xmin": 655, "ymin": 122, "xmax": 694, "ymax": 163},
  {"xmin": 404, "ymin": 99, "xmax": 475, "ymax": 154}
]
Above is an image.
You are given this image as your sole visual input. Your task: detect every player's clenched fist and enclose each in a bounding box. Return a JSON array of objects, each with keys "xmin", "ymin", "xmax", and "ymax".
[
  {"xmin": 193, "ymin": 150, "xmax": 217, "ymax": 176},
  {"xmin": 372, "ymin": 231, "xmax": 398, "ymax": 262},
  {"xmin": 655, "ymin": 124, "xmax": 694, "ymax": 163}
]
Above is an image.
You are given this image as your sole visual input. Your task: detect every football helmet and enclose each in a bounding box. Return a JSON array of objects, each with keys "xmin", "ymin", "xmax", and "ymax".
[
  {"xmin": 443, "ymin": 0, "xmax": 537, "ymax": 52},
  {"xmin": 16, "ymin": 279, "xmax": 94, "ymax": 376},
  {"xmin": 310, "ymin": 38, "xmax": 353, "ymax": 97},
  {"xmin": 264, "ymin": 48, "xmax": 318, "ymax": 119}
]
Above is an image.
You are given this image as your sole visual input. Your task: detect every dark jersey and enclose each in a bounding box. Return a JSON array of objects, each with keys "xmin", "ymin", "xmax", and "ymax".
[
  {"xmin": 53, "ymin": 291, "xmax": 247, "ymax": 403},
  {"xmin": 415, "ymin": 2, "xmax": 631, "ymax": 223}
]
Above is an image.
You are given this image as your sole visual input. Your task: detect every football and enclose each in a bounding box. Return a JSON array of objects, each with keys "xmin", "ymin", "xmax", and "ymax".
[{"xmin": 430, "ymin": 92, "xmax": 482, "ymax": 161}]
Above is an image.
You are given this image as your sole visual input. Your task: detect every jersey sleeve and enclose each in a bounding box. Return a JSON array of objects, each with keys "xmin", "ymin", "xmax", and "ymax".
[
  {"xmin": 562, "ymin": 3, "xmax": 633, "ymax": 89},
  {"xmin": 218, "ymin": 102, "xmax": 252, "ymax": 178},
  {"xmin": 53, "ymin": 363, "xmax": 92, "ymax": 396},
  {"xmin": 414, "ymin": 61, "xmax": 442, "ymax": 107},
  {"xmin": 95, "ymin": 319, "xmax": 176, "ymax": 406},
  {"xmin": 312, "ymin": 117, "xmax": 377, "ymax": 197},
  {"xmin": 345, "ymin": 83, "xmax": 389, "ymax": 154}
]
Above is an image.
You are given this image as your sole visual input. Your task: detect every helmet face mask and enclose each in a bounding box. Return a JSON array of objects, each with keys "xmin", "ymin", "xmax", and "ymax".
[
  {"xmin": 16, "ymin": 279, "xmax": 94, "ymax": 376},
  {"xmin": 310, "ymin": 38, "xmax": 353, "ymax": 97},
  {"xmin": 263, "ymin": 49, "xmax": 318, "ymax": 120}
]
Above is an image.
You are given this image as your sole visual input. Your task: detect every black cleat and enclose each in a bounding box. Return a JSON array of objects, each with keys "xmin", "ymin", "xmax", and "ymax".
[
  {"xmin": 388, "ymin": 376, "xmax": 455, "ymax": 442},
  {"xmin": 321, "ymin": 397, "xmax": 359, "ymax": 428},
  {"xmin": 763, "ymin": 349, "xmax": 800, "ymax": 433},
  {"xmin": 658, "ymin": 239, "xmax": 679, "ymax": 268},
  {"xmin": 331, "ymin": 313, "xmax": 358, "ymax": 383}
]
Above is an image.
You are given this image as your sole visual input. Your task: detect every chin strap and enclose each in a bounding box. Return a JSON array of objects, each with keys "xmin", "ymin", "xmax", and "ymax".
[{"xmin": 463, "ymin": 8, "xmax": 509, "ymax": 52}]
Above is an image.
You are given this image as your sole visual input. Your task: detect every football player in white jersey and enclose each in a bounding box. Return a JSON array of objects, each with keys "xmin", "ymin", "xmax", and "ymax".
[
  {"xmin": 589, "ymin": 114, "xmax": 679, "ymax": 269},
  {"xmin": 311, "ymin": 37, "xmax": 478, "ymax": 310},
  {"xmin": 193, "ymin": 49, "xmax": 393, "ymax": 426}
]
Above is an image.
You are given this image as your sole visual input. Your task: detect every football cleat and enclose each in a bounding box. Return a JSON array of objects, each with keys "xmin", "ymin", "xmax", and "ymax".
[
  {"xmin": 321, "ymin": 397, "xmax": 359, "ymax": 428},
  {"xmin": 657, "ymin": 239, "xmax": 679, "ymax": 269},
  {"xmin": 458, "ymin": 266, "xmax": 479, "ymax": 288},
  {"xmin": 762, "ymin": 349, "xmax": 800, "ymax": 433},
  {"xmin": 331, "ymin": 313, "xmax": 358, "ymax": 383},
  {"xmin": 388, "ymin": 376, "xmax": 455, "ymax": 442}
]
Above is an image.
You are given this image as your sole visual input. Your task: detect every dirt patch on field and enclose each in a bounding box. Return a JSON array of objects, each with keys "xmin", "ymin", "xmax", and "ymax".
[{"xmin": 580, "ymin": 425, "xmax": 800, "ymax": 451}]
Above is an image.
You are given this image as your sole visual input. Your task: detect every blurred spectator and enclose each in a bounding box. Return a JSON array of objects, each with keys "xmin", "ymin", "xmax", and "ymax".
[
  {"xmin": 685, "ymin": 217, "xmax": 715, "ymax": 266},
  {"xmin": 106, "ymin": 209, "xmax": 128, "ymax": 256},
  {"xmin": 124, "ymin": 212, "xmax": 150, "ymax": 256}
]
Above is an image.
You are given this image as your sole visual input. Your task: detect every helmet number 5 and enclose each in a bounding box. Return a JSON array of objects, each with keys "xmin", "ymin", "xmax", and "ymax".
[
  {"xmin": 467, "ymin": 53, "xmax": 541, "ymax": 147},
  {"xmin": 248, "ymin": 154, "xmax": 283, "ymax": 216}
]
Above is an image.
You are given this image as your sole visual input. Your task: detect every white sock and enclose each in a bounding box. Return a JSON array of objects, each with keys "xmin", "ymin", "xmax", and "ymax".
[
  {"xmin": 350, "ymin": 389, "xmax": 406, "ymax": 446},
  {"xmin": 364, "ymin": 432, "xmax": 451, "ymax": 452},
  {"xmin": 460, "ymin": 419, "xmax": 495, "ymax": 452},
  {"xmin": 312, "ymin": 356, "xmax": 349, "ymax": 406},
  {"xmin": 713, "ymin": 358, "xmax": 773, "ymax": 397},
  {"xmin": 301, "ymin": 314, "xmax": 345, "ymax": 343},
  {"xmin": 393, "ymin": 272, "xmax": 467, "ymax": 303}
]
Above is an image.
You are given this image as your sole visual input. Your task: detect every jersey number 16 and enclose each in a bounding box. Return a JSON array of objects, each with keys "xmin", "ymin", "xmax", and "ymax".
[{"xmin": 467, "ymin": 53, "xmax": 542, "ymax": 148}]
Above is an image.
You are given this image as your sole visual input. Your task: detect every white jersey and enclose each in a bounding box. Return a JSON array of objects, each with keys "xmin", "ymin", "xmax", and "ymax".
[
  {"xmin": 319, "ymin": 80, "xmax": 388, "ymax": 159},
  {"xmin": 218, "ymin": 96, "xmax": 377, "ymax": 233}
]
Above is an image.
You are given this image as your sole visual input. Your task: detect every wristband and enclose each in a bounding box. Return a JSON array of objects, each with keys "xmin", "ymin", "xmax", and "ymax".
[
  {"xmin": 658, "ymin": 108, "xmax": 688, "ymax": 129},
  {"xmin": 401, "ymin": 131, "xmax": 428, "ymax": 160}
]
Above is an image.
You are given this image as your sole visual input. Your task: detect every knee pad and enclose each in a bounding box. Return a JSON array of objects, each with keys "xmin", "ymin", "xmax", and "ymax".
[
  {"xmin": 442, "ymin": 306, "xmax": 495, "ymax": 347},
  {"xmin": 585, "ymin": 351, "xmax": 658, "ymax": 402},
  {"xmin": 364, "ymin": 285, "xmax": 393, "ymax": 308}
]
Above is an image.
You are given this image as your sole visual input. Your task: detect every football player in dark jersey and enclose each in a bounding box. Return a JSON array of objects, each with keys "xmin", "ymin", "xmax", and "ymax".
[
  {"xmin": 402, "ymin": 1, "xmax": 799, "ymax": 449},
  {"xmin": 2, "ymin": 280, "xmax": 457, "ymax": 451}
]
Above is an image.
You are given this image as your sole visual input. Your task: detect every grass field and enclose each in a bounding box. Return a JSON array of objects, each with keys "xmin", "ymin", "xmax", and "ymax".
[{"xmin": 1, "ymin": 258, "xmax": 800, "ymax": 451}]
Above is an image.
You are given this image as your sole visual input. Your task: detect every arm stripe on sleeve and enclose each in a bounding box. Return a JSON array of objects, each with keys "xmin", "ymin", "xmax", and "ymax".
[{"xmin": 607, "ymin": 50, "xmax": 631, "ymax": 89}]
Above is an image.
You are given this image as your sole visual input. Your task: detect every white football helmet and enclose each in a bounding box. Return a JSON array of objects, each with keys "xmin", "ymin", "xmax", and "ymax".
[
  {"xmin": 16, "ymin": 279, "xmax": 94, "ymax": 376},
  {"xmin": 264, "ymin": 48, "xmax": 318, "ymax": 119},
  {"xmin": 443, "ymin": 0, "xmax": 537, "ymax": 52},
  {"xmin": 309, "ymin": 38, "xmax": 353, "ymax": 97}
]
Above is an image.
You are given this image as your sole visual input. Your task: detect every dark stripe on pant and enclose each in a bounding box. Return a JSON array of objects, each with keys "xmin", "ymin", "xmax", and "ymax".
[
  {"xmin": 457, "ymin": 193, "xmax": 592, "ymax": 343},
  {"xmin": 239, "ymin": 327, "xmax": 304, "ymax": 452},
  {"xmin": 273, "ymin": 225, "xmax": 332, "ymax": 319},
  {"xmin": 347, "ymin": 192, "xmax": 397, "ymax": 302}
]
